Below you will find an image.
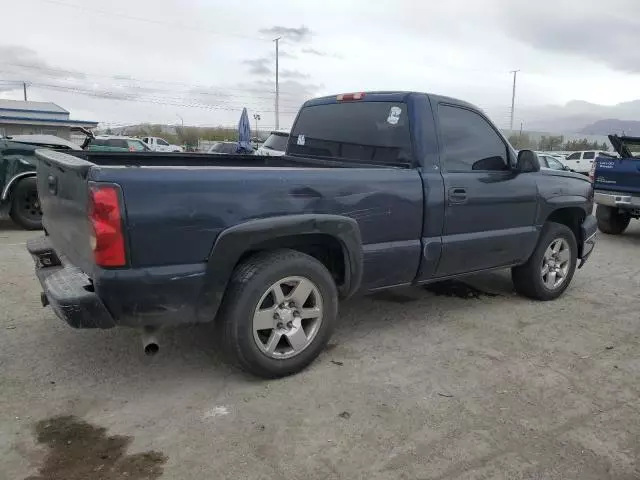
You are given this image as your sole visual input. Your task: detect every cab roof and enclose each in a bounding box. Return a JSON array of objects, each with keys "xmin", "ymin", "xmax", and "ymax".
[{"xmin": 303, "ymin": 91, "xmax": 477, "ymax": 111}]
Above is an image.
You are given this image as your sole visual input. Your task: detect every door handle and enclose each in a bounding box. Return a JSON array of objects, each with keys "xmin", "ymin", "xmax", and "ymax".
[{"xmin": 448, "ymin": 187, "xmax": 467, "ymax": 204}]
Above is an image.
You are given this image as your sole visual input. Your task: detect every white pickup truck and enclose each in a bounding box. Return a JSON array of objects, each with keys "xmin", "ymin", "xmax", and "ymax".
[{"xmin": 142, "ymin": 136, "xmax": 184, "ymax": 153}]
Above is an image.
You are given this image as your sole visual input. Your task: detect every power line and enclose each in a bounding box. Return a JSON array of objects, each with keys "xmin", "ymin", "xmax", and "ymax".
[
  {"xmin": 0, "ymin": 79, "xmax": 304, "ymax": 112},
  {"xmin": 30, "ymin": 0, "xmax": 270, "ymax": 42},
  {"xmin": 0, "ymin": 62, "xmax": 305, "ymax": 99},
  {"xmin": 17, "ymin": 81, "xmax": 301, "ymax": 114}
]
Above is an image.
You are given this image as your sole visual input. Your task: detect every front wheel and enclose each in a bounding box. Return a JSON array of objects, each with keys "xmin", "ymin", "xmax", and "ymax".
[
  {"xmin": 219, "ymin": 249, "xmax": 338, "ymax": 378},
  {"xmin": 596, "ymin": 205, "xmax": 631, "ymax": 235},
  {"xmin": 9, "ymin": 177, "xmax": 42, "ymax": 230},
  {"xmin": 512, "ymin": 222, "xmax": 577, "ymax": 301}
]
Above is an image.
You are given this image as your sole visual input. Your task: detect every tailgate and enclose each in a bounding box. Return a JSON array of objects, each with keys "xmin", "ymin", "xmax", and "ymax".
[
  {"xmin": 36, "ymin": 149, "xmax": 95, "ymax": 274},
  {"xmin": 594, "ymin": 156, "xmax": 640, "ymax": 194}
]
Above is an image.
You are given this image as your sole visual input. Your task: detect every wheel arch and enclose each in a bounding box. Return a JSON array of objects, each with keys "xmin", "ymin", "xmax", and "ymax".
[
  {"xmin": 2, "ymin": 171, "xmax": 36, "ymax": 203},
  {"xmin": 197, "ymin": 214, "xmax": 363, "ymax": 322},
  {"xmin": 545, "ymin": 206, "xmax": 586, "ymax": 256}
]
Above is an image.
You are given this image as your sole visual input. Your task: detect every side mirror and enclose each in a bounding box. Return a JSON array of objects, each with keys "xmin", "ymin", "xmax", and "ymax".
[{"xmin": 516, "ymin": 150, "xmax": 540, "ymax": 173}]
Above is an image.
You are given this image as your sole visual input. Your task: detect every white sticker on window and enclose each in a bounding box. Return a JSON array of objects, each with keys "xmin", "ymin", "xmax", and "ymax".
[
  {"xmin": 297, "ymin": 134, "xmax": 306, "ymax": 146},
  {"xmin": 387, "ymin": 106, "xmax": 402, "ymax": 125}
]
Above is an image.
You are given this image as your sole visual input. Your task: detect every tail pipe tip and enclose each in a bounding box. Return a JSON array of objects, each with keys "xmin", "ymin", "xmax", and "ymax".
[{"xmin": 141, "ymin": 327, "xmax": 159, "ymax": 356}]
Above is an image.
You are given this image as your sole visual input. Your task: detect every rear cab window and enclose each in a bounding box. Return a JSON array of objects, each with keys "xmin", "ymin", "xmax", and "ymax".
[{"xmin": 288, "ymin": 101, "xmax": 413, "ymax": 166}]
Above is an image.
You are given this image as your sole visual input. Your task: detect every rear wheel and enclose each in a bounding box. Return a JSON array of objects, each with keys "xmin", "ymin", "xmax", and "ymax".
[
  {"xmin": 9, "ymin": 177, "xmax": 42, "ymax": 230},
  {"xmin": 219, "ymin": 249, "xmax": 338, "ymax": 378},
  {"xmin": 596, "ymin": 205, "xmax": 631, "ymax": 235},
  {"xmin": 512, "ymin": 222, "xmax": 577, "ymax": 301}
]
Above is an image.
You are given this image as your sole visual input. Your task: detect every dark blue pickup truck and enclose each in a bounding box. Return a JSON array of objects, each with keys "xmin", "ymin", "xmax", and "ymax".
[
  {"xmin": 593, "ymin": 135, "xmax": 640, "ymax": 234},
  {"xmin": 28, "ymin": 92, "xmax": 597, "ymax": 377}
]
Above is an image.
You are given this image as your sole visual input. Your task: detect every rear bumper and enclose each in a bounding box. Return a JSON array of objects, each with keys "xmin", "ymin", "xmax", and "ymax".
[
  {"xmin": 578, "ymin": 215, "xmax": 597, "ymax": 268},
  {"xmin": 594, "ymin": 190, "xmax": 640, "ymax": 209},
  {"xmin": 27, "ymin": 236, "xmax": 115, "ymax": 328},
  {"xmin": 27, "ymin": 236, "xmax": 211, "ymax": 329}
]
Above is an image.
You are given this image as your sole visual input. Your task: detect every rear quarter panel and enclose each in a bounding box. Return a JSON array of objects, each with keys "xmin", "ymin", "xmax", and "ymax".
[{"xmin": 90, "ymin": 165, "xmax": 424, "ymax": 290}]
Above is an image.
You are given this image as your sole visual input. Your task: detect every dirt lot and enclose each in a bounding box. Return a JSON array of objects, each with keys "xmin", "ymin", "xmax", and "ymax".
[{"xmin": 1, "ymin": 219, "xmax": 639, "ymax": 479}]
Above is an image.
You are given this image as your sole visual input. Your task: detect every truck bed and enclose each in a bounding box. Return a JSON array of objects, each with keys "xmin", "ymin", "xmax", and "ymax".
[{"xmin": 66, "ymin": 151, "xmax": 385, "ymax": 169}]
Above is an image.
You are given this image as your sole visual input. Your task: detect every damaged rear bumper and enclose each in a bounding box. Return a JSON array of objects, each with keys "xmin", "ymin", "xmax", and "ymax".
[
  {"xmin": 27, "ymin": 236, "xmax": 211, "ymax": 329},
  {"xmin": 27, "ymin": 236, "xmax": 115, "ymax": 328}
]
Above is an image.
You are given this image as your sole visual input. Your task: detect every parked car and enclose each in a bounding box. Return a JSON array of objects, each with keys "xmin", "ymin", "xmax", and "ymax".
[
  {"xmin": 142, "ymin": 136, "xmax": 184, "ymax": 152},
  {"xmin": 537, "ymin": 153, "xmax": 570, "ymax": 171},
  {"xmin": 28, "ymin": 91, "xmax": 596, "ymax": 378},
  {"xmin": 592, "ymin": 135, "xmax": 640, "ymax": 234},
  {"xmin": 208, "ymin": 141, "xmax": 239, "ymax": 154},
  {"xmin": 255, "ymin": 130, "xmax": 289, "ymax": 156},
  {"xmin": 87, "ymin": 136, "xmax": 151, "ymax": 152},
  {"xmin": 0, "ymin": 135, "xmax": 83, "ymax": 229},
  {"xmin": 563, "ymin": 150, "xmax": 615, "ymax": 174}
]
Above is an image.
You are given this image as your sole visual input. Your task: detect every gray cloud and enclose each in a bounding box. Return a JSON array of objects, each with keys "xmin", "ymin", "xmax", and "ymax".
[
  {"xmin": 243, "ymin": 58, "xmax": 272, "ymax": 76},
  {"xmin": 259, "ymin": 25, "xmax": 312, "ymax": 43},
  {"xmin": 502, "ymin": 3, "xmax": 640, "ymax": 72},
  {"xmin": 302, "ymin": 47, "xmax": 327, "ymax": 57},
  {"xmin": 280, "ymin": 70, "xmax": 310, "ymax": 79},
  {"xmin": 278, "ymin": 50, "xmax": 297, "ymax": 59},
  {"xmin": 301, "ymin": 47, "xmax": 341, "ymax": 59}
]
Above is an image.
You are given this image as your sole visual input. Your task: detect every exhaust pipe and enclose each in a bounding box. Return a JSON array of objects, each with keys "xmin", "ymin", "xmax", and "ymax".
[{"xmin": 141, "ymin": 327, "xmax": 159, "ymax": 356}]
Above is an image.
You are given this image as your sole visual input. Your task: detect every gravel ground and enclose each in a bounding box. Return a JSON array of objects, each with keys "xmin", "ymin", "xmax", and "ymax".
[{"xmin": 1, "ymin": 219, "xmax": 639, "ymax": 479}]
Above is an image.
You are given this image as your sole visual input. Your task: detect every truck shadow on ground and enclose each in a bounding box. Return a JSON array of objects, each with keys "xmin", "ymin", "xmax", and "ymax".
[
  {"xmin": 43, "ymin": 271, "xmax": 518, "ymax": 387},
  {"xmin": 0, "ymin": 219, "xmax": 26, "ymax": 232}
]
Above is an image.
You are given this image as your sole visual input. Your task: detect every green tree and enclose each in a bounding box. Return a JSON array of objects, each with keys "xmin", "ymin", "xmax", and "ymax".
[
  {"xmin": 538, "ymin": 135, "xmax": 564, "ymax": 151},
  {"xmin": 508, "ymin": 133, "xmax": 534, "ymax": 150}
]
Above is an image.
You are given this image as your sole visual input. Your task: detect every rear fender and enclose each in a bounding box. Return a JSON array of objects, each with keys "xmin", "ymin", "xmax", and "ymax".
[
  {"xmin": 2, "ymin": 171, "xmax": 36, "ymax": 202},
  {"xmin": 196, "ymin": 214, "xmax": 363, "ymax": 322}
]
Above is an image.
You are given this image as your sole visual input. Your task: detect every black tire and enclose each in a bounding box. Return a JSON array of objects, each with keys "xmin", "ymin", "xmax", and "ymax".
[
  {"xmin": 9, "ymin": 177, "xmax": 42, "ymax": 230},
  {"xmin": 595, "ymin": 205, "xmax": 631, "ymax": 235},
  {"xmin": 512, "ymin": 222, "xmax": 577, "ymax": 301},
  {"xmin": 218, "ymin": 249, "xmax": 338, "ymax": 378}
]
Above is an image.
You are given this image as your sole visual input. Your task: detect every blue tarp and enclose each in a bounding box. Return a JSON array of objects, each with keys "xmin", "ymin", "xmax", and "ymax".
[{"xmin": 237, "ymin": 107, "xmax": 253, "ymax": 154}]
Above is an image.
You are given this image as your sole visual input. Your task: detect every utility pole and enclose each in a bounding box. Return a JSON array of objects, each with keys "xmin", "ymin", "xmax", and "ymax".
[
  {"xmin": 510, "ymin": 70, "xmax": 519, "ymax": 132},
  {"xmin": 274, "ymin": 37, "xmax": 281, "ymax": 130},
  {"xmin": 23, "ymin": 82, "xmax": 28, "ymax": 101},
  {"xmin": 253, "ymin": 113, "xmax": 261, "ymax": 141}
]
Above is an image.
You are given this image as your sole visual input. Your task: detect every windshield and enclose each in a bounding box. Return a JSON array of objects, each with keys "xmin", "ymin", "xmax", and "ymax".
[
  {"xmin": 262, "ymin": 133, "xmax": 288, "ymax": 151},
  {"xmin": 288, "ymin": 101, "xmax": 412, "ymax": 165}
]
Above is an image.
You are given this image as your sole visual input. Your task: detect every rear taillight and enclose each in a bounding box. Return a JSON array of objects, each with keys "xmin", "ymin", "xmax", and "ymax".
[
  {"xmin": 589, "ymin": 160, "xmax": 596, "ymax": 183},
  {"xmin": 88, "ymin": 185, "xmax": 126, "ymax": 267}
]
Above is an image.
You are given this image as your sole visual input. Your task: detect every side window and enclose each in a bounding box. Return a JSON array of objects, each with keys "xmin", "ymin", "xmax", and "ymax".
[
  {"xmin": 158, "ymin": 139, "xmax": 169, "ymax": 146},
  {"xmin": 127, "ymin": 140, "xmax": 146, "ymax": 151},
  {"xmin": 438, "ymin": 105, "xmax": 509, "ymax": 172},
  {"xmin": 566, "ymin": 152, "xmax": 581, "ymax": 160},
  {"xmin": 109, "ymin": 139, "xmax": 128, "ymax": 149},
  {"xmin": 582, "ymin": 151, "xmax": 595, "ymax": 159},
  {"xmin": 539, "ymin": 155, "xmax": 549, "ymax": 168},
  {"xmin": 547, "ymin": 157, "xmax": 563, "ymax": 169}
]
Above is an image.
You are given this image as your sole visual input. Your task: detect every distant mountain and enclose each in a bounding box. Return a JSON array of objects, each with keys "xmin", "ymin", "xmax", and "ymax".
[
  {"xmin": 580, "ymin": 119, "xmax": 640, "ymax": 136},
  {"xmin": 512, "ymin": 99, "xmax": 640, "ymax": 134}
]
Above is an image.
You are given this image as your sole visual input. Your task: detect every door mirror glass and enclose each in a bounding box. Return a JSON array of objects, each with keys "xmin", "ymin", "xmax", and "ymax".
[{"xmin": 517, "ymin": 150, "xmax": 540, "ymax": 173}]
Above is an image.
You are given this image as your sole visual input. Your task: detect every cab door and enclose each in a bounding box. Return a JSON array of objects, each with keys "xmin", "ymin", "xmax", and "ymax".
[{"xmin": 433, "ymin": 104, "xmax": 539, "ymax": 277}]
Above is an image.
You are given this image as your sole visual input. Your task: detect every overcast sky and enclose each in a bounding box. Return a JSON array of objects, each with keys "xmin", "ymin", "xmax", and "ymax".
[{"xmin": 1, "ymin": 0, "xmax": 639, "ymax": 130}]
